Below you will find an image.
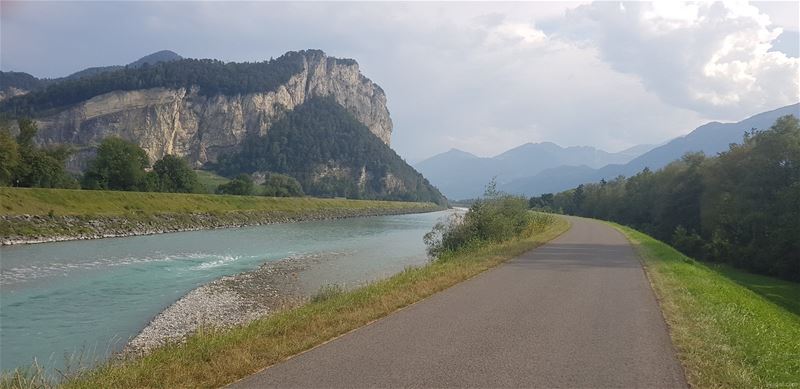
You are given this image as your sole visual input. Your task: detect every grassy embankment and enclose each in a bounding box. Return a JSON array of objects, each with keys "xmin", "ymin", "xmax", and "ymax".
[
  {"xmin": 613, "ymin": 223, "xmax": 800, "ymax": 388},
  {"xmin": 4, "ymin": 214, "xmax": 568, "ymax": 388},
  {"xmin": 0, "ymin": 187, "xmax": 436, "ymax": 216},
  {"xmin": 193, "ymin": 170, "xmax": 231, "ymax": 194},
  {"xmin": 0, "ymin": 187, "xmax": 441, "ymax": 241}
]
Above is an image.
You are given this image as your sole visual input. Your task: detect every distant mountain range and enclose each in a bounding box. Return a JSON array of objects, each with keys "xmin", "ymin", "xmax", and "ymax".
[
  {"xmin": 415, "ymin": 142, "xmax": 655, "ymax": 200},
  {"xmin": 416, "ymin": 103, "xmax": 799, "ymax": 200},
  {"xmin": 501, "ymin": 103, "xmax": 800, "ymax": 196}
]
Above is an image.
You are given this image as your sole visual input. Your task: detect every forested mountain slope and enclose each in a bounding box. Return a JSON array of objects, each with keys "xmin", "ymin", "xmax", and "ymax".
[{"xmin": 214, "ymin": 97, "xmax": 445, "ymax": 203}]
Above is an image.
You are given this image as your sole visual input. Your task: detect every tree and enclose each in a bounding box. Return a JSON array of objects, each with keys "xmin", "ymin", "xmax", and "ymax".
[
  {"xmin": 15, "ymin": 148, "xmax": 77, "ymax": 188},
  {"xmin": 216, "ymin": 174, "xmax": 254, "ymax": 195},
  {"xmin": 15, "ymin": 118, "xmax": 37, "ymax": 148},
  {"xmin": 551, "ymin": 116, "xmax": 800, "ymax": 281},
  {"xmin": 82, "ymin": 137, "xmax": 150, "ymax": 191},
  {"xmin": 151, "ymin": 155, "xmax": 202, "ymax": 193},
  {"xmin": 529, "ymin": 193, "xmax": 554, "ymax": 210},
  {"xmin": 262, "ymin": 172, "xmax": 304, "ymax": 197},
  {"xmin": 572, "ymin": 184, "xmax": 586, "ymax": 213},
  {"xmin": 0, "ymin": 127, "xmax": 19, "ymax": 185},
  {"xmin": 6, "ymin": 119, "xmax": 76, "ymax": 188}
]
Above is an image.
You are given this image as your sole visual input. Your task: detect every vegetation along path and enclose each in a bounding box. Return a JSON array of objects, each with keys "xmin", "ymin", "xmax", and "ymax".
[{"xmin": 231, "ymin": 216, "xmax": 687, "ymax": 388}]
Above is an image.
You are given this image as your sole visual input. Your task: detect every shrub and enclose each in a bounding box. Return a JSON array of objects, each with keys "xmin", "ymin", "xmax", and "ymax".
[
  {"xmin": 151, "ymin": 155, "xmax": 203, "ymax": 193},
  {"xmin": 215, "ymin": 174, "xmax": 254, "ymax": 196},
  {"xmin": 262, "ymin": 172, "xmax": 304, "ymax": 197},
  {"xmin": 310, "ymin": 284, "xmax": 346, "ymax": 303},
  {"xmin": 425, "ymin": 180, "xmax": 548, "ymax": 259}
]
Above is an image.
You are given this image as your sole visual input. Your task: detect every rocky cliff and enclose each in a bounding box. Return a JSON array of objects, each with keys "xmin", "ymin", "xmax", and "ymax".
[{"xmin": 28, "ymin": 51, "xmax": 392, "ymax": 169}]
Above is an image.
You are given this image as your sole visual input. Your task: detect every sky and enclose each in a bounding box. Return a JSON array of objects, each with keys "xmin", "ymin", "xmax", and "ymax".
[{"xmin": 1, "ymin": 1, "xmax": 798, "ymax": 163}]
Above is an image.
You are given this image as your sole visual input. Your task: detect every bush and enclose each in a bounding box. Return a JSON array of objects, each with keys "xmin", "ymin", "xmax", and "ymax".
[
  {"xmin": 215, "ymin": 174, "xmax": 254, "ymax": 196},
  {"xmin": 310, "ymin": 284, "xmax": 346, "ymax": 303},
  {"xmin": 425, "ymin": 180, "xmax": 551, "ymax": 259},
  {"xmin": 151, "ymin": 155, "xmax": 203, "ymax": 193},
  {"xmin": 262, "ymin": 172, "xmax": 304, "ymax": 197}
]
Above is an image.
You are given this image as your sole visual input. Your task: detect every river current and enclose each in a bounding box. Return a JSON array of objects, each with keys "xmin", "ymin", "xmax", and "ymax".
[{"xmin": 0, "ymin": 210, "xmax": 451, "ymax": 372}]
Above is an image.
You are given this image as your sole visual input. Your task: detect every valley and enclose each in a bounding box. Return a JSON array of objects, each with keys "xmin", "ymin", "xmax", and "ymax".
[{"xmin": 2, "ymin": 3, "xmax": 799, "ymax": 387}]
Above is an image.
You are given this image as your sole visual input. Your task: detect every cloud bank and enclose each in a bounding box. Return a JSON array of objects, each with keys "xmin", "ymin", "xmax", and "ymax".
[{"xmin": 1, "ymin": 1, "xmax": 797, "ymax": 161}]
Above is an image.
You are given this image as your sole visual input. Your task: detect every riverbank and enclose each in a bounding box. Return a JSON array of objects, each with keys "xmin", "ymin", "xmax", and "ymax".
[
  {"xmin": 0, "ymin": 187, "xmax": 442, "ymax": 245},
  {"xmin": 126, "ymin": 252, "xmax": 338, "ymax": 354},
  {"xmin": 45, "ymin": 215, "xmax": 568, "ymax": 388}
]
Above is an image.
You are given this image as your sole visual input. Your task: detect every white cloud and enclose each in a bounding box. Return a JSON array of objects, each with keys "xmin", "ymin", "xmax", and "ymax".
[
  {"xmin": 485, "ymin": 22, "xmax": 548, "ymax": 47},
  {"xmin": 549, "ymin": 1, "xmax": 799, "ymax": 118},
  {"xmin": 0, "ymin": 1, "xmax": 790, "ymax": 162}
]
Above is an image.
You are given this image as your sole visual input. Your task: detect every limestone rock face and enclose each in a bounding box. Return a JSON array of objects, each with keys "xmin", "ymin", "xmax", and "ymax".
[
  {"xmin": 34, "ymin": 52, "xmax": 392, "ymax": 169},
  {"xmin": 0, "ymin": 87, "xmax": 29, "ymax": 103}
]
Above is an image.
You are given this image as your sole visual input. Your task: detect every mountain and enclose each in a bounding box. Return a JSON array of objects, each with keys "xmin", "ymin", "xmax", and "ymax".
[
  {"xmin": 64, "ymin": 50, "xmax": 183, "ymax": 80},
  {"xmin": 127, "ymin": 50, "xmax": 183, "ymax": 68},
  {"xmin": 215, "ymin": 97, "xmax": 445, "ymax": 203},
  {"xmin": 0, "ymin": 72, "xmax": 44, "ymax": 102},
  {"xmin": 413, "ymin": 149, "xmax": 496, "ymax": 200},
  {"xmin": 502, "ymin": 103, "xmax": 800, "ymax": 196},
  {"xmin": 0, "ymin": 50, "xmax": 184, "ymax": 102},
  {"xmin": 616, "ymin": 143, "xmax": 657, "ymax": 159},
  {"xmin": 0, "ymin": 50, "xmax": 444, "ymax": 204},
  {"xmin": 415, "ymin": 142, "xmax": 652, "ymax": 200}
]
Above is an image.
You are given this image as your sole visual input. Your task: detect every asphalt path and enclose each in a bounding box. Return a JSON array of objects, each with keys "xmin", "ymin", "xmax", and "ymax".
[{"xmin": 231, "ymin": 216, "xmax": 687, "ymax": 388}]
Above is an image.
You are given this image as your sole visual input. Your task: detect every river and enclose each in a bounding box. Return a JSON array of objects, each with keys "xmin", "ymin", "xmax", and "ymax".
[{"xmin": 0, "ymin": 210, "xmax": 451, "ymax": 372}]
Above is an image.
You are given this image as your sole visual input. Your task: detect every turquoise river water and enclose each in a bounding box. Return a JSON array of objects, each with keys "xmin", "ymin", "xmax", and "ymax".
[{"xmin": 0, "ymin": 210, "xmax": 451, "ymax": 372}]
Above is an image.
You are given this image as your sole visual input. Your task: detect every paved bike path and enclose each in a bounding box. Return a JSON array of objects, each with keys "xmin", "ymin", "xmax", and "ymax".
[{"xmin": 231, "ymin": 216, "xmax": 686, "ymax": 388}]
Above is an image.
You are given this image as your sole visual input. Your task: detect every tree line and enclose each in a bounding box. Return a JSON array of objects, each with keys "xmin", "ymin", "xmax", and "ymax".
[
  {"xmin": 0, "ymin": 119, "xmax": 304, "ymax": 197},
  {"xmin": 529, "ymin": 116, "xmax": 799, "ymax": 281}
]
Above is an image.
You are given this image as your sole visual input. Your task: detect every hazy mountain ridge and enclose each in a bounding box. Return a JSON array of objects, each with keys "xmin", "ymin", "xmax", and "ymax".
[
  {"xmin": 64, "ymin": 50, "xmax": 184, "ymax": 81},
  {"xmin": 415, "ymin": 142, "xmax": 652, "ymax": 199},
  {"xmin": 0, "ymin": 50, "xmax": 184, "ymax": 101},
  {"xmin": 502, "ymin": 103, "xmax": 800, "ymax": 196}
]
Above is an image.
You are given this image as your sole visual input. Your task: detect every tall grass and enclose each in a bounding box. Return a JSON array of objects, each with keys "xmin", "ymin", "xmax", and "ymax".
[{"xmin": 613, "ymin": 223, "xmax": 800, "ymax": 388}]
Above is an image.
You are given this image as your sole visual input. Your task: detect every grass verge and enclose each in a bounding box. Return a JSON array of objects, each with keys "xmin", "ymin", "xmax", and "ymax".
[
  {"xmin": 0, "ymin": 187, "xmax": 442, "ymax": 243},
  {"xmin": 0, "ymin": 187, "xmax": 436, "ymax": 217},
  {"xmin": 19, "ymin": 216, "xmax": 569, "ymax": 389},
  {"xmin": 611, "ymin": 223, "xmax": 800, "ymax": 389},
  {"xmin": 193, "ymin": 170, "xmax": 231, "ymax": 194}
]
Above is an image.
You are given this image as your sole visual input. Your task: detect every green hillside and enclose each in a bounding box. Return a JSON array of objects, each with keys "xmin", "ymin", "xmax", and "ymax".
[{"xmin": 214, "ymin": 97, "xmax": 447, "ymax": 205}]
